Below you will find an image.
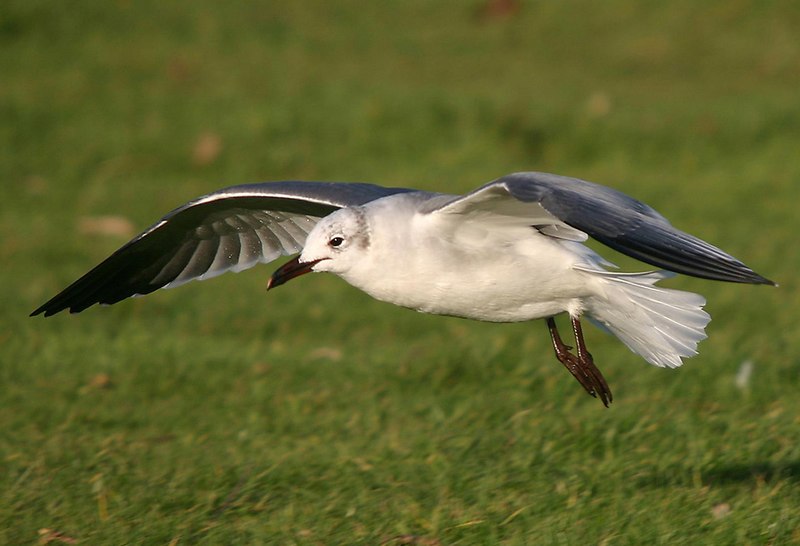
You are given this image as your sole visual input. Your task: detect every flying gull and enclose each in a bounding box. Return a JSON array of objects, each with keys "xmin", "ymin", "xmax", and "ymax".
[{"xmin": 31, "ymin": 171, "xmax": 774, "ymax": 405}]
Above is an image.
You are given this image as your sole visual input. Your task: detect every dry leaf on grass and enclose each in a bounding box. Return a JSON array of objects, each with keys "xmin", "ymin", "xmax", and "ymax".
[
  {"xmin": 78, "ymin": 216, "xmax": 135, "ymax": 238},
  {"xmin": 711, "ymin": 502, "xmax": 732, "ymax": 519},
  {"xmin": 307, "ymin": 347, "xmax": 342, "ymax": 361},
  {"xmin": 476, "ymin": 0, "xmax": 520, "ymax": 21},
  {"xmin": 38, "ymin": 528, "xmax": 78, "ymax": 544},
  {"xmin": 381, "ymin": 536, "xmax": 441, "ymax": 546},
  {"xmin": 192, "ymin": 132, "xmax": 223, "ymax": 166},
  {"xmin": 79, "ymin": 373, "xmax": 114, "ymax": 395}
]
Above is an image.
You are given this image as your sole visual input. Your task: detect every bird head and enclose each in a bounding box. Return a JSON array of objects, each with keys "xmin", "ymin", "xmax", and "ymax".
[{"xmin": 267, "ymin": 207, "xmax": 371, "ymax": 289}]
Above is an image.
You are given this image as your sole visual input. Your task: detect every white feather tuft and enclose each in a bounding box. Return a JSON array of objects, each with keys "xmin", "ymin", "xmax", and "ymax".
[{"xmin": 584, "ymin": 270, "xmax": 711, "ymax": 368}]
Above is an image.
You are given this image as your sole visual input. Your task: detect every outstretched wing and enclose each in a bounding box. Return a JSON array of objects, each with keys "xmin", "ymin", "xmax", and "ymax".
[
  {"xmin": 32, "ymin": 181, "xmax": 414, "ymax": 316},
  {"xmin": 423, "ymin": 171, "xmax": 774, "ymax": 285}
]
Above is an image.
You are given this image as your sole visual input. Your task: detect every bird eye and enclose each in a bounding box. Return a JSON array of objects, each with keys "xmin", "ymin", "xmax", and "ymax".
[{"xmin": 329, "ymin": 236, "xmax": 345, "ymax": 247}]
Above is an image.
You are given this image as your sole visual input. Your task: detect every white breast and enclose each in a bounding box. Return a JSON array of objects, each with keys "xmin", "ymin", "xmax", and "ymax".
[{"xmin": 338, "ymin": 205, "xmax": 599, "ymax": 323}]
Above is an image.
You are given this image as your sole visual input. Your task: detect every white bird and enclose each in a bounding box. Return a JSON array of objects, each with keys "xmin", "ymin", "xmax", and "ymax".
[{"xmin": 31, "ymin": 172, "xmax": 774, "ymax": 405}]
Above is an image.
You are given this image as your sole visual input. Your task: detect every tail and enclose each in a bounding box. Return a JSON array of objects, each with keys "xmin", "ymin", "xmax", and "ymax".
[{"xmin": 584, "ymin": 270, "xmax": 711, "ymax": 368}]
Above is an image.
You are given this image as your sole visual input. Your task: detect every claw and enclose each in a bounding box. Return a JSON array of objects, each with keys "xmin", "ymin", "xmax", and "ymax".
[{"xmin": 546, "ymin": 317, "xmax": 613, "ymax": 407}]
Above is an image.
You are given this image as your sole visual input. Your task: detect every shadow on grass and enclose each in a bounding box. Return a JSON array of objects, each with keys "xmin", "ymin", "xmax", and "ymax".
[
  {"xmin": 703, "ymin": 461, "xmax": 800, "ymax": 484},
  {"xmin": 636, "ymin": 460, "xmax": 800, "ymax": 488}
]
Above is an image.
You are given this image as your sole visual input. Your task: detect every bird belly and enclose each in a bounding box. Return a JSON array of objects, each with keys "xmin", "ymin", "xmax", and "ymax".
[
  {"xmin": 406, "ymin": 266, "xmax": 591, "ymax": 322},
  {"xmin": 343, "ymin": 233, "xmax": 596, "ymax": 323}
]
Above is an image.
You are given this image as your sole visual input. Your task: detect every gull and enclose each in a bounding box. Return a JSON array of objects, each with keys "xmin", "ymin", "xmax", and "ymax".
[{"xmin": 31, "ymin": 171, "xmax": 774, "ymax": 405}]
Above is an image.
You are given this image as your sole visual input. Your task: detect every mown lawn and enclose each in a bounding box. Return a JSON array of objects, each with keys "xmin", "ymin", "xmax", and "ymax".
[{"xmin": 2, "ymin": 1, "xmax": 800, "ymax": 544}]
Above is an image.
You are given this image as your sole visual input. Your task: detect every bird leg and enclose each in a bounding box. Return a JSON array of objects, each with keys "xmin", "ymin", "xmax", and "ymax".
[
  {"xmin": 546, "ymin": 317, "xmax": 613, "ymax": 407},
  {"xmin": 570, "ymin": 317, "xmax": 613, "ymax": 406}
]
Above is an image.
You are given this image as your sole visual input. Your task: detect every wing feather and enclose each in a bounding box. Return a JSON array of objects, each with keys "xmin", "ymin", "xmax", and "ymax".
[
  {"xmin": 426, "ymin": 171, "xmax": 773, "ymax": 285},
  {"xmin": 32, "ymin": 181, "xmax": 413, "ymax": 316}
]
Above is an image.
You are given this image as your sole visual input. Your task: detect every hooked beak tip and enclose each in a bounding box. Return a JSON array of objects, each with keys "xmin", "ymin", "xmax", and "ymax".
[{"xmin": 267, "ymin": 256, "xmax": 322, "ymax": 291}]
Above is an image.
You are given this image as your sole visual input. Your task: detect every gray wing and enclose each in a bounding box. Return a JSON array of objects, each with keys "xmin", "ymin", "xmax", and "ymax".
[
  {"xmin": 424, "ymin": 171, "xmax": 774, "ymax": 285},
  {"xmin": 32, "ymin": 181, "xmax": 415, "ymax": 316}
]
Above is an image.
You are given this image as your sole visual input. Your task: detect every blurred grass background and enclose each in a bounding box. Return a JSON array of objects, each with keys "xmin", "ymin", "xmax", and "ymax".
[{"xmin": 2, "ymin": 1, "xmax": 799, "ymax": 544}]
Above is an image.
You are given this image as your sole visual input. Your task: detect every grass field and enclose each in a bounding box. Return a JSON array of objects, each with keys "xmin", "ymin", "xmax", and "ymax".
[{"xmin": 3, "ymin": 1, "xmax": 800, "ymax": 544}]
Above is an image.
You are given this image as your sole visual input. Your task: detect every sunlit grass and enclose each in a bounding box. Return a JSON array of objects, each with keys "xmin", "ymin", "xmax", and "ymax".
[{"xmin": 2, "ymin": 1, "xmax": 799, "ymax": 544}]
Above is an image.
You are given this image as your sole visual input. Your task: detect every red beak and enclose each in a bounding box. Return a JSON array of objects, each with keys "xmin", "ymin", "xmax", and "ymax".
[{"xmin": 267, "ymin": 256, "xmax": 324, "ymax": 290}]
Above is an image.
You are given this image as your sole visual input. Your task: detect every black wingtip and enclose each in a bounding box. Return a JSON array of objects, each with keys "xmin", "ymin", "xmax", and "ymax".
[
  {"xmin": 701, "ymin": 270, "xmax": 776, "ymax": 286},
  {"xmin": 738, "ymin": 270, "xmax": 777, "ymax": 286},
  {"xmin": 29, "ymin": 305, "xmax": 48, "ymax": 318},
  {"xmin": 30, "ymin": 304, "xmax": 61, "ymax": 318}
]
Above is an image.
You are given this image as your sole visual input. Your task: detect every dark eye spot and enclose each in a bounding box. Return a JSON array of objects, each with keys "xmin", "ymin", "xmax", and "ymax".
[{"xmin": 329, "ymin": 236, "xmax": 344, "ymax": 247}]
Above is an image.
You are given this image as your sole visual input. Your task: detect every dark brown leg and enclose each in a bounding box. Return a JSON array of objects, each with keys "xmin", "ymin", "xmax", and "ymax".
[
  {"xmin": 570, "ymin": 317, "xmax": 612, "ymax": 406},
  {"xmin": 546, "ymin": 317, "xmax": 613, "ymax": 407}
]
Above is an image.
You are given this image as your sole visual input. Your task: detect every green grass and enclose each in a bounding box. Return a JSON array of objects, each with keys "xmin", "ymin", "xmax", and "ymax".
[{"xmin": 3, "ymin": 1, "xmax": 800, "ymax": 544}]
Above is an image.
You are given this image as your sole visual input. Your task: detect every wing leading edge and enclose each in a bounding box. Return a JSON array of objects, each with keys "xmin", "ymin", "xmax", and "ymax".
[
  {"xmin": 31, "ymin": 181, "xmax": 414, "ymax": 316},
  {"xmin": 427, "ymin": 171, "xmax": 774, "ymax": 285}
]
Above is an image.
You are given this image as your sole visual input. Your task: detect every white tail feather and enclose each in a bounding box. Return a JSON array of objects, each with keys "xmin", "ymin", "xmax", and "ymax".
[{"xmin": 585, "ymin": 270, "xmax": 711, "ymax": 368}]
